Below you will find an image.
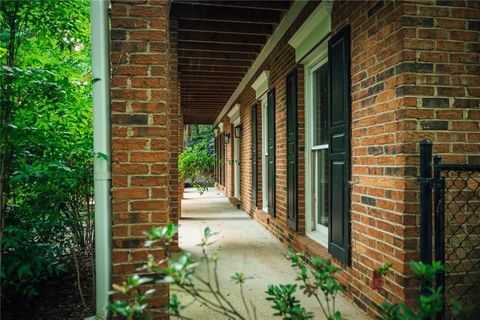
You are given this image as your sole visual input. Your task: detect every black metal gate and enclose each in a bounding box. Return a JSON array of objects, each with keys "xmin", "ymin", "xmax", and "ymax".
[{"xmin": 419, "ymin": 140, "xmax": 480, "ymax": 318}]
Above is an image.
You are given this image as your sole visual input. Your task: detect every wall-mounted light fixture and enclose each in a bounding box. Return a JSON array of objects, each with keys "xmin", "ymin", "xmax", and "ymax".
[
  {"xmin": 234, "ymin": 125, "xmax": 242, "ymax": 138},
  {"xmin": 224, "ymin": 132, "xmax": 231, "ymax": 144}
]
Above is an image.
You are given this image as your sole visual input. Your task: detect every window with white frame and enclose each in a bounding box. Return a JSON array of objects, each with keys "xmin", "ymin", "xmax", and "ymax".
[
  {"xmin": 261, "ymin": 95, "xmax": 269, "ymax": 211},
  {"xmin": 291, "ymin": 2, "xmax": 351, "ymax": 264},
  {"xmin": 251, "ymin": 71, "xmax": 271, "ymax": 213},
  {"xmin": 304, "ymin": 42, "xmax": 329, "ymax": 247}
]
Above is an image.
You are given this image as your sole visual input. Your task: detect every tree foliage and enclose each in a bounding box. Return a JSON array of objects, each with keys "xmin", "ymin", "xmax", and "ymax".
[
  {"xmin": 0, "ymin": 0, "xmax": 92, "ymax": 298},
  {"xmin": 179, "ymin": 125, "xmax": 215, "ymax": 194}
]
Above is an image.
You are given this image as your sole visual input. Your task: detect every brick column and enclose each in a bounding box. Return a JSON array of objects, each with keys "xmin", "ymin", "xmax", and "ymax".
[
  {"xmin": 331, "ymin": 0, "xmax": 479, "ymax": 314},
  {"xmin": 169, "ymin": 18, "xmax": 180, "ymax": 225},
  {"xmin": 110, "ymin": 0, "xmax": 173, "ymax": 309}
]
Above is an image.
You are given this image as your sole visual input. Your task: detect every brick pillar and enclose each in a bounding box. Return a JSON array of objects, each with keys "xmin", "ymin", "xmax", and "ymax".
[
  {"xmin": 110, "ymin": 0, "xmax": 172, "ymax": 309},
  {"xmin": 330, "ymin": 0, "xmax": 479, "ymax": 313},
  {"xmin": 394, "ymin": 0, "xmax": 480, "ymax": 303},
  {"xmin": 330, "ymin": 0, "xmax": 424, "ymax": 311},
  {"xmin": 169, "ymin": 18, "xmax": 180, "ymax": 226},
  {"xmin": 178, "ymin": 113, "xmax": 184, "ymax": 204}
]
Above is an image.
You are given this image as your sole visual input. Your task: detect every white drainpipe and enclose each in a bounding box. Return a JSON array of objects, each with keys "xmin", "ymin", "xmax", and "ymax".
[{"xmin": 90, "ymin": 0, "xmax": 112, "ymax": 319}]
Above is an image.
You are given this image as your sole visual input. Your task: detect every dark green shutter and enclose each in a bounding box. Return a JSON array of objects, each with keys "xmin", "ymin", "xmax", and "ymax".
[
  {"xmin": 267, "ymin": 89, "xmax": 276, "ymax": 216},
  {"xmin": 286, "ymin": 70, "xmax": 298, "ymax": 230},
  {"xmin": 328, "ymin": 25, "xmax": 351, "ymax": 265},
  {"xmin": 252, "ymin": 105, "xmax": 258, "ymax": 206}
]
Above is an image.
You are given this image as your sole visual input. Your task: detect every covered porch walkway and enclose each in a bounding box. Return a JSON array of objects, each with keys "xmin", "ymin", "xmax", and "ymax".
[{"xmin": 177, "ymin": 188, "xmax": 368, "ymax": 319}]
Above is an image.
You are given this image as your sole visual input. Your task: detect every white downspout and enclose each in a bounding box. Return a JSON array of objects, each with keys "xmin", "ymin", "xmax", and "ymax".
[{"xmin": 90, "ymin": 0, "xmax": 111, "ymax": 319}]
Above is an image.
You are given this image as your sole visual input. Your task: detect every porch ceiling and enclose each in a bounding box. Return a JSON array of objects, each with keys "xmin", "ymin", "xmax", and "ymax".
[{"xmin": 171, "ymin": 0, "xmax": 292, "ymax": 124}]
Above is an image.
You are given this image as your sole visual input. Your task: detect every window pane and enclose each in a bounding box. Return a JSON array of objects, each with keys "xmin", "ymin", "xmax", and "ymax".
[
  {"xmin": 313, "ymin": 64, "xmax": 329, "ymax": 146},
  {"xmin": 313, "ymin": 149, "xmax": 329, "ymax": 228}
]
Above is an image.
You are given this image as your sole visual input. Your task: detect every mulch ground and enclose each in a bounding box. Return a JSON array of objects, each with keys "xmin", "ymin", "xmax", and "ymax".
[{"xmin": 3, "ymin": 253, "xmax": 95, "ymax": 320}]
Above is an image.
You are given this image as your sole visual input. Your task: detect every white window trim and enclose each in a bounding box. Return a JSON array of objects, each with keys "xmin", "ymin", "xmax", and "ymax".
[
  {"xmin": 251, "ymin": 71, "xmax": 270, "ymax": 99},
  {"xmin": 288, "ymin": 0, "xmax": 332, "ymax": 62},
  {"xmin": 252, "ymin": 70, "xmax": 271, "ymax": 212},
  {"xmin": 227, "ymin": 103, "xmax": 241, "ymax": 122},
  {"xmin": 260, "ymin": 94, "xmax": 269, "ymax": 212},
  {"xmin": 305, "ymin": 44, "xmax": 329, "ymax": 248}
]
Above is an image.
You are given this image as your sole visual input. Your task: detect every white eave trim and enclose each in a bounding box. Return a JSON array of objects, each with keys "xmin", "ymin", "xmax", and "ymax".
[
  {"xmin": 227, "ymin": 103, "xmax": 241, "ymax": 121},
  {"xmin": 218, "ymin": 122, "xmax": 224, "ymax": 132},
  {"xmin": 251, "ymin": 71, "xmax": 270, "ymax": 99},
  {"xmin": 214, "ymin": 0, "xmax": 308, "ymax": 126},
  {"xmin": 288, "ymin": 0, "xmax": 332, "ymax": 62}
]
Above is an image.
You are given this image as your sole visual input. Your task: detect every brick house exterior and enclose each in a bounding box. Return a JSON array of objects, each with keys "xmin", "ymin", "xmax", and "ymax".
[{"xmin": 109, "ymin": 0, "xmax": 479, "ymax": 317}]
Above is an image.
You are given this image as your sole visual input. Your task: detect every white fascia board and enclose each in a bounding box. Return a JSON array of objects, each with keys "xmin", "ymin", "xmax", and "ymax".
[{"xmin": 213, "ymin": 0, "xmax": 308, "ymax": 126}]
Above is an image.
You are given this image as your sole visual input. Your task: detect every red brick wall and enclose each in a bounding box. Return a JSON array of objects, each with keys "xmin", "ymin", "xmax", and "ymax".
[
  {"xmin": 169, "ymin": 17, "xmax": 180, "ymax": 226},
  {"xmin": 238, "ymin": 90, "xmax": 256, "ymax": 212},
  {"xmin": 394, "ymin": 0, "xmax": 480, "ymax": 305},
  {"xmin": 110, "ymin": 0, "xmax": 478, "ymax": 316},
  {"xmin": 330, "ymin": 1, "xmax": 419, "ymax": 312},
  {"xmin": 215, "ymin": 0, "xmax": 478, "ymax": 317},
  {"xmin": 110, "ymin": 0, "xmax": 175, "ymax": 308},
  {"xmin": 331, "ymin": 0, "xmax": 479, "ymax": 313},
  {"xmin": 178, "ymin": 114, "xmax": 184, "ymax": 208}
]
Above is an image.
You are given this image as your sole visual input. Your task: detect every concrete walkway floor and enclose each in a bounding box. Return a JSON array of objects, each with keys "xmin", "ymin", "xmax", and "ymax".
[{"xmin": 176, "ymin": 188, "xmax": 368, "ymax": 320}]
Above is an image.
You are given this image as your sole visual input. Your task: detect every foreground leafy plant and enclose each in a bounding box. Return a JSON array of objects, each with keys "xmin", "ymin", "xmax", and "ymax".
[
  {"xmin": 111, "ymin": 222, "xmax": 349, "ymax": 320},
  {"xmin": 110, "ymin": 275, "xmax": 154, "ymax": 320},
  {"xmin": 111, "ymin": 223, "xmax": 467, "ymax": 320},
  {"xmin": 379, "ymin": 261, "xmax": 444, "ymax": 320},
  {"xmin": 266, "ymin": 284, "xmax": 313, "ymax": 320},
  {"xmin": 280, "ymin": 249, "xmax": 345, "ymax": 320},
  {"xmin": 371, "ymin": 262, "xmax": 392, "ymax": 291},
  {"xmin": 160, "ymin": 226, "xmax": 255, "ymax": 319},
  {"xmin": 110, "ymin": 222, "xmax": 255, "ymax": 320}
]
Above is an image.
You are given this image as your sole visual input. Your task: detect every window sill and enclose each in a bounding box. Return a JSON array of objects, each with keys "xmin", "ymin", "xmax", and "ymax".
[
  {"xmin": 228, "ymin": 196, "xmax": 242, "ymax": 209},
  {"xmin": 306, "ymin": 230, "xmax": 328, "ymax": 248},
  {"xmin": 255, "ymin": 209, "xmax": 270, "ymax": 217},
  {"xmin": 253, "ymin": 209, "xmax": 271, "ymax": 225},
  {"xmin": 296, "ymin": 234, "xmax": 330, "ymax": 260}
]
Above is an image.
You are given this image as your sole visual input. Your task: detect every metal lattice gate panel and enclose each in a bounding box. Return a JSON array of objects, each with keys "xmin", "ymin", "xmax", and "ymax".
[
  {"xmin": 435, "ymin": 165, "xmax": 480, "ymax": 316},
  {"xmin": 419, "ymin": 140, "xmax": 480, "ymax": 319}
]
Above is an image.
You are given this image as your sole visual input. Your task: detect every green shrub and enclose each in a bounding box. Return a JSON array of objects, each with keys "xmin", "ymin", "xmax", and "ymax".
[
  {"xmin": 178, "ymin": 141, "xmax": 215, "ymax": 194},
  {"xmin": 0, "ymin": 0, "xmax": 92, "ymax": 298}
]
